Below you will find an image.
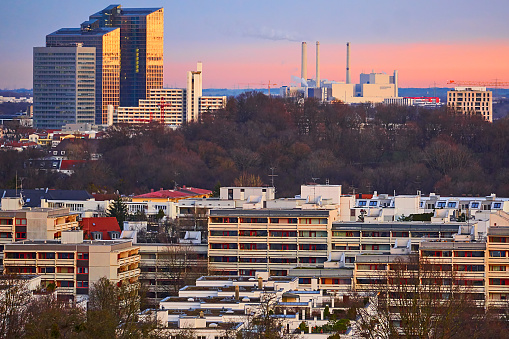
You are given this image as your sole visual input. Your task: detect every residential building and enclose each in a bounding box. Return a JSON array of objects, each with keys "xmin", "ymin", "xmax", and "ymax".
[
  {"xmin": 0, "ymin": 198, "xmax": 79, "ymax": 242},
  {"xmin": 33, "ymin": 45, "xmax": 96, "ymax": 129},
  {"xmin": 208, "ymin": 208, "xmax": 337, "ymax": 276},
  {"xmin": 447, "ymin": 86, "xmax": 493, "ymax": 122},
  {"xmin": 46, "ymin": 26, "xmax": 120, "ymax": 124},
  {"xmin": 3, "ymin": 230, "xmax": 140, "ymax": 296},
  {"xmin": 115, "ymin": 63, "xmax": 226, "ymax": 126},
  {"xmin": 81, "ymin": 217, "xmax": 121, "ymax": 240},
  {"xmin": 116, "ymin": 89, "xmax": 186, "ymax": 126},
  {"xmin": 151, "ymin": 271, "xmax": 368, "ymax": 338}
]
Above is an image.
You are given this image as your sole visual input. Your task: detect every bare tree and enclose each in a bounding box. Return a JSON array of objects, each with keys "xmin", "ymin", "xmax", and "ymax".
[
  {"xmin": 355, "ymin": 255, "xmax": 486, "ymax": 339},
  {"xmin": 156, "ymin": 244, "xmax": 208, "ymax": 296},
  {"xmin": 87, "ymin": 277, "xmax": 160, "ymax": 339},
  {"xmin": 239, "ymin": 293, "xmax": 301, "ymax": 339},
  {"xmin": 0, "ymin": 275, "xmax": 32, "ymax": 338}
]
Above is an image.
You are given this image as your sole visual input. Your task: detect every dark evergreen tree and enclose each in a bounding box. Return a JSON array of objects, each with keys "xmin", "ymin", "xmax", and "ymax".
[{"xmin": 106, "ymin": 197, "xmax": 129, "ymax": 230}]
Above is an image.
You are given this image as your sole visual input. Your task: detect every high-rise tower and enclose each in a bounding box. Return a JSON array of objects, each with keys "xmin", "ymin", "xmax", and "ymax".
[
  {"xmin": 89, "ymin": 5, "xmax": 164, "ymax": 107},
  {"xmin": 33, "ymin": 45, "xmax": 96, "ymax": 129},
  {"xmin": 46, "ymin": 25, "xmax": 120, "ymax": 125}
]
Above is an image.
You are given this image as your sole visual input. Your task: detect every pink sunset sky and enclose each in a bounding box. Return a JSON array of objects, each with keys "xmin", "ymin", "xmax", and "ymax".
[
  {"xmin": 165, "ymin": 40, "xmax": 509, "ymax": 89},
  {"xmin": 1, "ymin": 0, "xmax": 508, "ymax": 89}
]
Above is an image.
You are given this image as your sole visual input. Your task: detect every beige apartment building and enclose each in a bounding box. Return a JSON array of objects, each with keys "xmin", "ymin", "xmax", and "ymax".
[
  {"xmin": 3, "ymin": 230, "xmax": 140, "ymax": 296},
  {"xmin": 447, "ymin": 86, "xmax": 493, "ymax": 122},
  {"xmin": 208, "ymin": 209, "xmax": 337, "ymax": 277}
]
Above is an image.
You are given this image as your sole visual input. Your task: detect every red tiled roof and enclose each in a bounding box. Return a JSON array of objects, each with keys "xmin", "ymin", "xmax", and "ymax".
[
  {"xmin": 133, "ymin": 187, "xmax": 212, "ymax": 200},
  {"xmin": 81, "ymin": 217, "xmax": 121, "ymax": 240},
  {"xmin": 92, "ymin": 193, "xmax": 119, "ymax": 201},
  {"xmin": 60, "ymin": 160, "xmax": 86, "ymax": 170}
]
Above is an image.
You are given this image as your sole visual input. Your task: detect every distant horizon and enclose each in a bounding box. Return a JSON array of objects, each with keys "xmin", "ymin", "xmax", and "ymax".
[{"xmin": 0, "ymin": 1, "xmax": 508, "ymax": 89}]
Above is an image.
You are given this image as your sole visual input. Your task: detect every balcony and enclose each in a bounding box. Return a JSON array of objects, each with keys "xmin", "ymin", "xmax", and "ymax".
[
  {"xmin": 118, "ymin": 255, "xmax": 141, "ymax": 266},
  {"xmin": 118, "ymin": 268, "xmax": 141, "ymax": 281}
]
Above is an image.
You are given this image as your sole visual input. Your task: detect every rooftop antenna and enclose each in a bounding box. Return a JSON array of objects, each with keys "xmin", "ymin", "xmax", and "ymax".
[
  {"xmin": 268, "ymin": 167, "xmax": 278, "ymax": 188},
  {"xmin": 311, "ymin": 177, "xmax": 320, "ymax": 183}
]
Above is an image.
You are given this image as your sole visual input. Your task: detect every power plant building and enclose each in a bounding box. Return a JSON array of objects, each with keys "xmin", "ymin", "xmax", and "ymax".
[{"xmin": 282, "ymin": 41, "xmax": 400, "ymax": 104}]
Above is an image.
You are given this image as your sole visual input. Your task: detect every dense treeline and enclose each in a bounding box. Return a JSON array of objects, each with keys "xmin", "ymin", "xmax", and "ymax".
[{"xmin": 2, "ymin": 92, "xmax": 509, "ymax": 197}]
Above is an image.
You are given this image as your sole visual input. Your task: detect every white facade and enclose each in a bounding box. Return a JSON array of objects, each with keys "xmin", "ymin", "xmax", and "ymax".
[
  {"xmin": 447, "ymin": 86, "xmax": 493, "ymax": 122},
  {"xmin": 115, "ymin": 63, "xmax": 225, "ymax": 126},
  {"xmin": 186, "ymin": 62, "xmax": 203, "ymax": 122}
]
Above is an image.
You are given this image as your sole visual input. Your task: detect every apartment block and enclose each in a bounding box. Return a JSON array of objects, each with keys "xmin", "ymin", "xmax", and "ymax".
[
  {"xmin": 0, "ymin": 197, "xmax": 79, "ymax": 243},
  {"xmin": 3, "ymin": 230, "xmax": 140, "ymax": 296},
  {"xmin": 115, "ymin": 63, "xmax": 226, "ymax": 126},
  {"xmin": 208, "ymin": 209, "xmax": 337, "ymax": 276},
  {"xmin": 447, "ymin": 86, "xmax": 493, "ymax": 122}
]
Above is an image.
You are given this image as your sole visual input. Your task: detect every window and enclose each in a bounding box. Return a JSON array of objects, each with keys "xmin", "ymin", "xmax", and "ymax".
[
  {"xmin": 423, "ymin": 251, "xmax": 452, "ymax": 257},
  {"xmin": 447, "ymin": 202, "xmax": 457, "ymax": 208},
  {"xmin": 490, "ymin": 251, "xmax": 506, "ymax": 258},
  {"xmin": 392, "ymin": 231, "xmax": 409, "ymax": 237},
  {"xmin": 77, "ymin": 253, "xmax": 89, "ymax": 260},
  {"xmin": 437, "ymin": 201, "xmax": 446, "ymax": 208},
  {"xmin": 210, "ymin": 243, "xmax": 237, "ymax": 250},
  {"xmin": 369, "ymin": 201, "xmax": 378, "ymax": 207},
  {"xmin": 227, "ymin": 189, "xmax": 233, "ymax": 200},
  {"xmin": 333, "ymin": 231, "xmax": 359, "ymax": 237},
  {"xmin": 39, "ymin": 267, "xmax": 55, "ymax": 273},
  {"xmin": 490, "ymin": 237, "xmax": 508, "ymax": 243},
  {"xmin": 270, "ymin": 231, "xmax": 297, "ymax": 237},
  {"xmin": 455, "ymin": 251, "xmax": 484, "ymax": 257},
  {"xmin": 57, "ymin": 267, "xmax": 74, "ymax": 273},
  {"xmin": 494, "ymin": 203, "xmax": 502, "ymax": 209},
  {"xmin": 39, "ymin": 252, "xmax": 55, "ymax": 259},
  {"xmin": 471, "ymin": 202, "xmax": 479, "ymax": 208},
  {"xmin": 77, "ymin": 281, "xmax": 89, "ymax": 288},
  {"xmin": 77, "ymin": 267, "xmax": 89, "ymax": 274},
  {"xmin": 57, "ymin": 253, "xmax": 74, "ymax": 259},
  {"xmin": 300, "ymin": 218, "xmax": 327, "ymax": 224},
  {"xmin": 58, "ymin": 281, "xmax": 74, "ymax": 287},
  {"xmin": 15, "ymin": 232, "xmax": 26, "ymax": 240},
  {"xmin": 358, "ymin": 201, "xmax": 367, "ymax": 207},
  {"xmin": 490, "ymin": 265, "xmax": 506, "ymax": 272}
]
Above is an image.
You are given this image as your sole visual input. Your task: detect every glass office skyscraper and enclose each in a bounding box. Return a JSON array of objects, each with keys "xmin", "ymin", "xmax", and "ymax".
[
  {"xmin": 89, "ymin": 5, "xmax": 164, "ymax": 107},
  {"xmin": 39, "ymin": 5, "xmax": 163, "ymax": 126},
  {"xmin": 46, "ymin": 25, "xmax": 120, "ymax": 125}
]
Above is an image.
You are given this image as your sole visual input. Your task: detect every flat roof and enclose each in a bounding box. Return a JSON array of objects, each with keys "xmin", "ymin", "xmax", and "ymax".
[
  {"xmin": 332, "ymin": 222, "xmax": 463, "ymax": 232},
  {"xmin": 210, "ymin": 209, "xmax": 331, "ymax": 217},
  {"xmin": 488, "ymin": 227, "xmax": 509, "ymax": 236},
  {"xmin": 419, "ymin": 241, "xmax": 485, "ymax": 250}
]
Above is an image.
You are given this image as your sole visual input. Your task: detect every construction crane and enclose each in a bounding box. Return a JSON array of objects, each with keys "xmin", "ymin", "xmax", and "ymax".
[
  {"xmin": 447, "ymin": 80, "xmax": 509, "ymax": 87},
  {"xmin": 260, "ymin": 81, "xmax": 278, "ymax": 96},
  {"xmin": 238, "ymin": 81, "xmax": 278, "ymax": 96},
  {"xmin": 158, "ymin": 97, "xmax": 172, "ymax": 124}
]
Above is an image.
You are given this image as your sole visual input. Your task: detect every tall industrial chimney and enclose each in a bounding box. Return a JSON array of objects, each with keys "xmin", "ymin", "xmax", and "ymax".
[
  {"xmin": 393, "ymin": 70, "xmax": 399, "ymax": 97},
  {"xmin": 315, "ymin": 41, "xmax": 320, "ymax": 88},
  {"xmin": 346, "ymin": 42, "xmax": 351, "ymax": 84},
  {"xmin": 301, "ymin": 42, "xmax": 307, "ymax": 86}
]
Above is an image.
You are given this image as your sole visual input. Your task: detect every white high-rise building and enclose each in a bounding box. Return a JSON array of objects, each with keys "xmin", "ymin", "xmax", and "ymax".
[{"xmin": 186, "ymin": 62, "xmax": 203, "ymax": 122}]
